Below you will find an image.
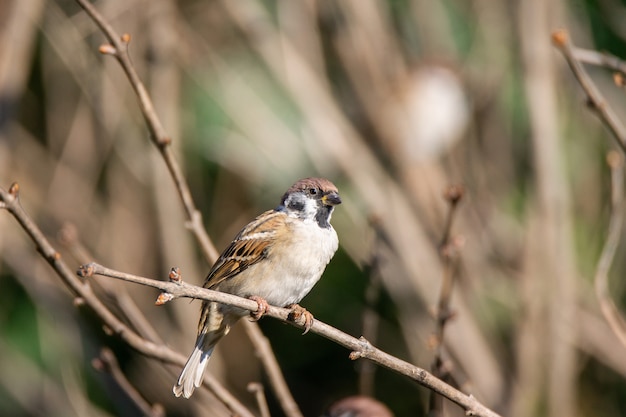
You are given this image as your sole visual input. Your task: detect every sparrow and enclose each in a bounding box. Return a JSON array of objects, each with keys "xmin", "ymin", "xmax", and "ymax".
[{"xmin": 174, "ymin": 177, "xmax": 341, "ymax": 398}]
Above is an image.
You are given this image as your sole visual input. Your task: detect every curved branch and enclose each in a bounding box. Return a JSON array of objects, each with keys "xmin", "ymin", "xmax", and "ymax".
[
  {"xmin": 74, "ymin": 0, "xmax": 218, "ymax": 263},
  {"xmin": 594, "ymin": 152, "xmax": 626, "ymax": 348}
]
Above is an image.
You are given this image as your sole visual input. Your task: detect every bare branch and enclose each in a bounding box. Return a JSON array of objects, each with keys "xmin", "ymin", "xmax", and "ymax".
[
  {"xmin": 78, "ymin": 261, "xmax": 502, "ymax": 417},
  {"xmin": 93, "ymin": 348, "xmax": 165, "ymax": 417},
  {"xmin": 357, "ymin": 216, "xmax": 385, "ymax": 397},
  {"xmin": 247, "ymin": 382, "xmax": 271, "ymax": 417},
  {"xmin": 594, "ymin": 151, "xmax": 626, "ymax": 348},
  {"xmin": 572, "ymin": 47, "xmax": 626, "ymax": 75},
  {"xmin": 552, "ymin": 29, "xmax": 626, "ymax": 153},
  {"xmin": 242, "ymin": 320, "xmax": 304, "ymax": 417},
  {"xmin": 74, "ymin": 0, "xmax": 218, "ymax": 263},
  {"xmin": 429, "ymin": 185, "xmax": 465, "ymax": 417},
  {"xmin": 0, "ymin": 184, "xmax": 255, "ymax": 417}
]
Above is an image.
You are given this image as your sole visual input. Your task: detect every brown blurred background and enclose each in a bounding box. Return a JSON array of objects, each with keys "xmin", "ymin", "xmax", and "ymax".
[{"xmin": 2, "ymin": 0, "xmax": 626, "ymax": 416}]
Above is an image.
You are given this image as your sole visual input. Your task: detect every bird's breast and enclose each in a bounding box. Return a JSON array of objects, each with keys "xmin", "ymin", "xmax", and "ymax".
[{"xmin": 221, "ymin": 221, "xmax": 338, "ymax": 307}]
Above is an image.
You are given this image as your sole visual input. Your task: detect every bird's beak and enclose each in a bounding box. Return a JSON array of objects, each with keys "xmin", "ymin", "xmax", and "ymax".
[{"xmin": 322, "ymin": 192, "xmax": 342, "ymax": 206}]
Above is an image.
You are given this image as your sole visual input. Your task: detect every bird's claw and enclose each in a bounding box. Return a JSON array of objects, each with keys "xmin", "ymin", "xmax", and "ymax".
[
  {"xmin": 287, "ymin": 304, "xmax": 314, "ymax": 334},
  {"xmin": 249, "ymin": 295, "xmax": 269, "ymax": 321}
]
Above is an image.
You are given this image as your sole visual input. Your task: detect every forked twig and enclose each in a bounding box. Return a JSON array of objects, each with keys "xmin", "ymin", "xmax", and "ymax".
[
  {"xmin": 0, "ymin": 184, "xmax": 255, "ymax": 417},
  {"xmin": 552, "ymin": 29, "xmax": 626, "ymax": 153},
  {"xmin": 553, "ymin": 29, "xmax": 626, "ymax": 349}
]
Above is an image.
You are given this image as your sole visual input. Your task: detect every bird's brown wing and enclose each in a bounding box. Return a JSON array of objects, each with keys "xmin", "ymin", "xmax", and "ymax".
[{"xmin": 202, "ymin": 210, "xmax": 287, "ymax": 289}]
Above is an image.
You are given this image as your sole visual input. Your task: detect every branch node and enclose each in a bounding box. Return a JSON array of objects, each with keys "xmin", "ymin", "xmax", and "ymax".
[
  {"xmin": 92, "ymin": 357, "xmax": 107, "ymax": 372},
  {"xmin": 465, "ymin": 396, "xmax": 477, "ymax": 416},
  {"xmin": 168, "ymin": 266, "xmax": 182, "ymax": 283},
  {"xmin": 99, "ymin": 43, "xmax": 117, "ymax": 55},
  {"xmin": 121, "ymin": 33, "xmax": 131, "ymax": 44},
  {"xmin": 151, "ymin": 404, "xmax": 165, "ymax": 417},
  {"xmin": 247, "ymin": 381, "xmax": 263, "ymax": 393},
  {"xmin": 157, "ymin": 136, "xmax": 172, "ymax": 146},
  {"xmin": 551, "ymin": 29, "xmax": 568, "ymax": 47},
  {"xmin": 77, "ymin": 262, "xmax": 96, "ymax": 277},
  {"xmin": 607, "ymin": 150, "xmax": 623, "ymax": 169},
  {"xmin": 440, "ymin": 237, "xmax": 465, "ymax": 259},
  {"xmin": 8, "ymin": 182, "xmax": 19, "ymax": 197},
  {"xmin": 73, "ymin": 297, "xmax": 86, "ymax": 307},
  {"xmin": 443, "ymin": 184, "xmax": 465, "ymax": 205},
  {"xmin": 102, "ymin": 324, "xmax": 114, "ymax": 336},
  {"xmin": 350, "ymin": 336, "xmax": 374, "ymax": 360},
  {"xmin": 155, "ymin": 292, "xmax": 174, "ymax": 306}
]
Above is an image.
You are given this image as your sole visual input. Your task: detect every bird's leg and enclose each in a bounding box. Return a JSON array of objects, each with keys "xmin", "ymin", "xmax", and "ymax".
[
  {"xmin": 248, "ymin": 295, "xmax": 270, "ymax": 321},
  {"xmin": 286, "ymin": 304, "xmax": 314, "ymax": 334}
]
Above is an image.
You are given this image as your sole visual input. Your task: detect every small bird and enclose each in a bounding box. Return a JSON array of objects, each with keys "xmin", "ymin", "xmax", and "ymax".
[{"xmin": 174, "ymin": 177, "xmax": 341, "ymax": 398}]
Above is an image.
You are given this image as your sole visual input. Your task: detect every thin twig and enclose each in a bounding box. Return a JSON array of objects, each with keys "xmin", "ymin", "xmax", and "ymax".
[
  {"xmin": 357, "ymin": 216, "xmax": 385, "ymax": 397},
  {"xmin": 247, "ymin": 382, "xmax": 271, "ymax": 417},
  {"xmin": 242, "ymin": 320, "xmax": 304, "ymax": 417},
  {"xmin": 552, "ymin": 29, "xmax": 626, "ymax": 153},
  {"xmin": 78, "ymin": 261, "xmax": 502, "ymax": 417},
  {"xmin": 572, "ymin": 47, "xmax": 626, "ymax": 75},
  {"xmin": 594, "ymin": 151, "xmax": 626, "ymax": 348},
  {"xmin": 429, "ymin": 185, "xmax": 465, "ymax": 417},
  {"xmin": 74, "ymin": 0, "xmax": 218, "ymax": 263},
  {"xmin": 0, "ymin": 184, "xmax": 255, "ymax": 417},
  {"xmin": 93, "ymin": 348, "xmax": 165, "ymax": 417},
  {"xmin": 58, "ymin": 223, "xmax": 164, "ymax": 344}
]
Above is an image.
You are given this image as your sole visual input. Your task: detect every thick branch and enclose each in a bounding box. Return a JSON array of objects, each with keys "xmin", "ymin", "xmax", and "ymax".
[{"xmin": 79, "ymin": 262, "xmax": 502, "ymax": 417}]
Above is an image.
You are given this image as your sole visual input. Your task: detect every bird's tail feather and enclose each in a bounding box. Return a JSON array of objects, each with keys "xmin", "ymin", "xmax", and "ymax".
[{"xmin": 173, "ymin": 333, "xmax": 217, "ymax": 399}]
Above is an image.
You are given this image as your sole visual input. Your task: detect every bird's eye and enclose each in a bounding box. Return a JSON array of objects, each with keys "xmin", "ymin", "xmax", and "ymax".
[{"xmin": 308, "ymin": 187, "xmax": 318, "ymax": 196}]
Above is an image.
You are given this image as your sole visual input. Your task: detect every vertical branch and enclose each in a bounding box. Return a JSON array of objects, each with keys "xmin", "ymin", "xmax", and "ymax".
[
  {"xmin": 242, "ymin": 320, "xmax": 304, "ymax": 417},
  {"xmin": 594, "ymin": 151, "xmax": 626, "ymax": 347},
  {"xmin": 247, "ymin": 382, "xmax": 271, "ymax": 417},
  {"xmin": 429, "ymin": 185, "xmax": 464, "ymax": 417},
  {"xmin": 518, "ymin": 4, "xmax": 578, "ymax": 415},
  {"xmin": 358, "ymin": 216, "xmax": 385, "ymax": 397}
]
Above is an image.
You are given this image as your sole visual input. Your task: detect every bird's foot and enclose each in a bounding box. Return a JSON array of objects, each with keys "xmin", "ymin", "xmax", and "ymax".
[
  {"xmin": 286, "ymin": 304, "xmax": 314, "ymax": 334},
  {"xmin": 249, "ymin": 295, "xmax": 269, "ymax": 321}
]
